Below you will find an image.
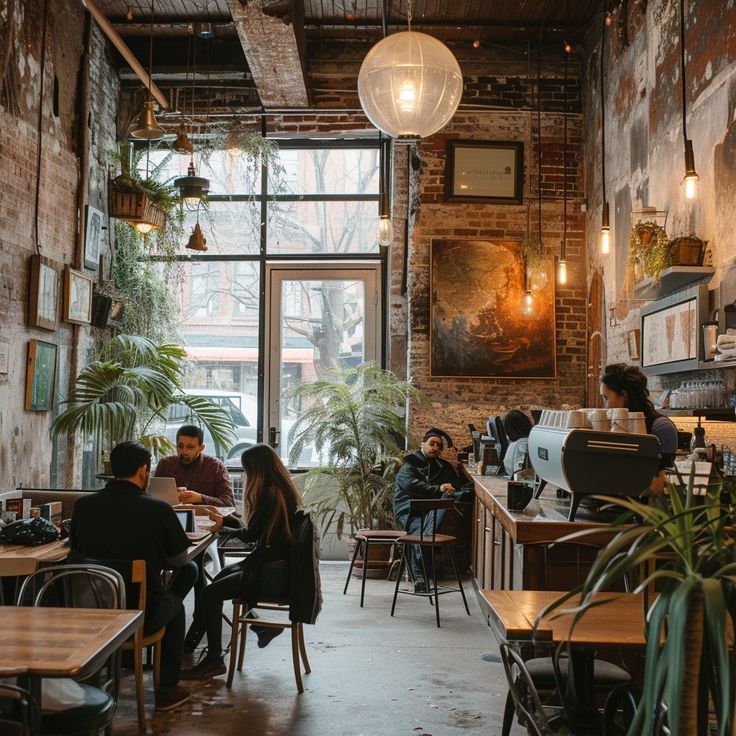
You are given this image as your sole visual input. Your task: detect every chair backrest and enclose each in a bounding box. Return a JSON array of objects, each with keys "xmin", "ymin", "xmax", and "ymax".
[
  {"xmin": 66, "ymin": 551, "xmax": 147, "ymax": 611},
  {"xmin": 407, "ymin": 498, "xmax": 455, "ymax": 542},
  {"xmin": 487, "ymin": 415, "xmax": 509, "ymax": 461},
  {"xmin": 499, "ymin": 642, "xmax": 555, "ymax": 736},
  {"xmin": 0, "ymin": 683, "xmax": 41, "ymax": 736},
  {"xmin": 288, "ymin": 509, "xmax": 322, "ymax": 625},
  {"xmin": 16, "ymin": 564, "xmax": 126, "ymax": 609}
]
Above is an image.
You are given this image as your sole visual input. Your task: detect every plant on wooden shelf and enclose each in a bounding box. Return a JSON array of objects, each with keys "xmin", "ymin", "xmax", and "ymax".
[
  {"xmin": 285, "ymin": 363, "xmax": 427, "ymax": 540},
  {"xmin": 627, "ymin": 220, "xmax": 673, "ymax": 283},
  {"xmin": 51, "ymin": 334, "xmax": 236, "ymax": 460},
  {"xmin": 540, "ymin": 467, "xmax": 736, "ymax": 736}
]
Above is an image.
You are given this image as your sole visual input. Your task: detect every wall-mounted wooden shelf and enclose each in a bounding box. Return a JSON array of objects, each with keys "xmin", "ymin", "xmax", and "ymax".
[
  {"xmin": 634, "ymin": 266, "xmax": 715, "ymax": 301},
  {"xmin": 661, "ymin": 408, "xmax": 735, "ymax": 421}
]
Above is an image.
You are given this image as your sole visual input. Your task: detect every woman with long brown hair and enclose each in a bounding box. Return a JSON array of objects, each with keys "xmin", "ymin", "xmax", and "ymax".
[{"xmin": 181, "ymin": 443, "xmax": 303, "ymax": 679}]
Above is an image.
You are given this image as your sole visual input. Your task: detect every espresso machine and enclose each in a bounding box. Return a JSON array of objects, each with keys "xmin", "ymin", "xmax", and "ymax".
[{"xmin": 528, "ymin": 409, "xmax": 660, "ymax": 521}]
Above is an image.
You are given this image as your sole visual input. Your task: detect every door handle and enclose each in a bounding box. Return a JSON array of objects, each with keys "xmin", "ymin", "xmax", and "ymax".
[{"xmin": 269, "ymin": 426, "xmax": 280, "ymax": 448}]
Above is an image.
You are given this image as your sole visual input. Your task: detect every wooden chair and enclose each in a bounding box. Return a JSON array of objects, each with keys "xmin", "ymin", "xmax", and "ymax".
[
  {"xmin": 343, "ymin": 529, "xmax": 406, "ymax": 607},
  {"xmin": 16, "ymin": 564, "xmax": 127, "ymax": 736},
  {"xmin": 390, "ymin": 498, "xmax": 471, "ymax": 627},
  {"xmin": 226, "ymin": 599, "xmax": 311, "ymax": 693},
  {"xmin": 66, "ymin": 555, "xmax": 165, "ymax": 733}
]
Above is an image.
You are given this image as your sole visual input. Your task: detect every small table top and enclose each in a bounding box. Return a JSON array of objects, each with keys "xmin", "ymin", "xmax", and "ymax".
[
  {"xmin": 0, "ymin": 607, "xmax": 142, "ymax": 677},
  {"xmin": 480, "ymin": 589, "xmax": 647, "ymax": 648},
  {"xmin": 0, "ymin": 540, "xmax": 70, "ymax": 573}
]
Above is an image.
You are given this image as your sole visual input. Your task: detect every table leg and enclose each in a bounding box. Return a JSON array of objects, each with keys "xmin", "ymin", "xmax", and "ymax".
[{"xmin": 562, "ymin": 649, "xmax": 602, "ymax": 735}]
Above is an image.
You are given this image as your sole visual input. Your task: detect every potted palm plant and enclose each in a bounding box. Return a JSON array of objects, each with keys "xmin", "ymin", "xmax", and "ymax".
[
  {"xmin": 286, "ymin": 363, "xmax": 426, "ymax": 570},
  {"xmin": 51, "ymin": 334, "xmax": 236, "ymax": 461},
  {"xmin": 541, "ymin": 467, "xmax": 736, "ymax": 736}
]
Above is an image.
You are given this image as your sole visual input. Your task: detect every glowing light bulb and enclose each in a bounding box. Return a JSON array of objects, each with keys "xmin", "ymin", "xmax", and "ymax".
[
  {"xmin": 558, "ymin": 259, "xmax": 568, "ymax": 285},
  {"xmin": 522, "ymin": 289, "xmax": 534, "ymax": 316},
  {"xmin": 135, "ymin": 222, "xmax": 154, "ymax": 234},
  {"xmin": 397, "ymin": 80, "xmax": 417, "ymax": 113},
  {"xmin": 184, "ymin": 196, "xmax": 201, "ymax": 207},
  {"xmin": 600, "ymin": 226, "xmax": 610, "ymax": 254},
  {"xmin": 378, "ymin": 215, "xmax": 393, "ymax": 246},
  {"xmin": 605, "ymin": 11, "xmax": 613, "ymax": 26},
  {"xmin": 684, "ymin": 172, "xmax": 699, "ymax": 200}
]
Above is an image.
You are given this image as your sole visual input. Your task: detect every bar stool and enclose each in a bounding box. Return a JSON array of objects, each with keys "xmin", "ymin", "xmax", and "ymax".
[
  {"xmin": 390, "ymin": 498, "xmax": 470, "ymax": 627},
  {"xmin": 343, "ymin": 530, "xmax": 406, "ymax": 607}
]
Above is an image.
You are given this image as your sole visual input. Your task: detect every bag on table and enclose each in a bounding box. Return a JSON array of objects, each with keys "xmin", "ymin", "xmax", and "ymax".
[{"xmin": 0, "ymin": 517, "xmax": 59, "ymax": 545}]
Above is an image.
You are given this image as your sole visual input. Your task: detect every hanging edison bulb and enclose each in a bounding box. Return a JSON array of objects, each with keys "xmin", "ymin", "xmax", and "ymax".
[
  {"xmin": 521, "ymin": 289, "xmax": 534, "ymax": 316},
  {"xmin": 378, "ymin": 215, "xmax": 394, "ymax": 246}
]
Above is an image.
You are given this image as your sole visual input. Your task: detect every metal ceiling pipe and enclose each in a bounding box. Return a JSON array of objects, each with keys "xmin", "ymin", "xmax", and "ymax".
[{"xmin": 80, "ymin": 0, "xmax": 170, "ymax": 110}]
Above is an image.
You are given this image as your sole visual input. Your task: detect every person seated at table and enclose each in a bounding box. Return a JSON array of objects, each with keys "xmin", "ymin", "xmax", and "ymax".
[
  {"xmin": 393, "ymin": 428, "xmax": 469, "ymax": 593},
  {"xmin": 600, "ymin": 362, "xmax": 678, "ymax": 495},
  {"xmin": 502, "ymin": 409, "xmax": 533, "ymax": 479},
  {"xmin": 70, "ymin": 441, "xmax": 222, "ymax": 711},
  {"xmin": 180, "ymin": 443, "xmax": 303, "ymax": 679},
  {"xmin": 156, "ymin": 424, "xmax": 234, "ymax": 627}
]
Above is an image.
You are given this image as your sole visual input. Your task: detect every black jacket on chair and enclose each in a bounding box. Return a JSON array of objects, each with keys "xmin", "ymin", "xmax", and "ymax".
[{"xmin": 288, "ymin": 509, "xmax": 322, "ymax": 624}]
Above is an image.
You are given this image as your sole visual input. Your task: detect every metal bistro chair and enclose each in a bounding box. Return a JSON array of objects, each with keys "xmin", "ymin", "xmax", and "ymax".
[
  {"xmin": 16, "ymin": 564, "xmax": 127, "ymax": 736},
  {"xmin": 343, "ymin": 529, "xmax": 406, "ymax": 607},
  {"xmin": 391, "ymin": 498, "xmax": 470, "ymax": 627},
  {"xmin": 0, "ymin": 683, "xmax": 42, "ymax": 736}
]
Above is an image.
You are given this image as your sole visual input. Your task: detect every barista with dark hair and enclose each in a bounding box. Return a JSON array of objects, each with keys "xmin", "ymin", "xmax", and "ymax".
[
  {"xmin": 502, "ymin": 410, "xmax": 533, "ymax": 478},
  {"xmin": 600, "ymin": 363, "xmax": 677, "ymax": 494}
]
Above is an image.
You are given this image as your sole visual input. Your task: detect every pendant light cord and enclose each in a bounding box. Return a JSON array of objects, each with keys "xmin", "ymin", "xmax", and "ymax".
[
  {"xmin": 562, "ymin": 50, "xmax": 568, "ymax": 260},
  {"xmin": 407, "ymin": 0, "xmax": 412, "ymax": 31},
  {"xmin": 536, "ymin": 37, "xmax": 543, "ymax": 245},
  {"xmin": 679, "ymin": 0, "xmax": 688, "ymax": 143},
  {"xmin": 147, "ymin": 0, "xmax": 155, "ymax": 100},
  {"xmin": 600, "ymin": 8, "xmax": 606, "ymax": 206},
  {"xmin": 33, "ymin": 0, "xmax": 49, "ymax": 256}
]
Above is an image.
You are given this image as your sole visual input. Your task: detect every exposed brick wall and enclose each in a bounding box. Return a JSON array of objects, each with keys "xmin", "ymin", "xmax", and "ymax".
[
  {"xmin": 583, "ymin": 0, "xmax": 736, "ymax": 400},
  {"xmin": 0, "ymin": 1, "xmax": 119, "ymax": 489}
]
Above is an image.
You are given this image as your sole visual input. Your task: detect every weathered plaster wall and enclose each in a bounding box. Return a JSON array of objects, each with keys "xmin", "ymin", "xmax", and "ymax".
[{"xmin": 0, "ymin": 0, "xmax": 118, "ymax": 488}]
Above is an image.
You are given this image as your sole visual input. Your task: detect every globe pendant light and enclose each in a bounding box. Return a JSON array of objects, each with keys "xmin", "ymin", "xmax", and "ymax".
[{"xmin": 358, "ymin": 10, "xmax": 463, "ymax": 140}]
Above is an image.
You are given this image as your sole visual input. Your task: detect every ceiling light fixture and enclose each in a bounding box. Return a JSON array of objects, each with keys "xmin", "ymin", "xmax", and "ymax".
[
  {"xmin": 679, "ymin": 0, "xmax": 698, "ymax": 199},
  {"xmin": 600, "ymin": 12, "xmax": 611, "ymax": 255},
  {"xmin": 173, "ymin": 32, "xmax": 195, "ymax": 154},
  {"xmin": 378, "ymin": 136, "xmax": 394, "ymax": 245},
  {"xmin": 197, "ymin": 22, "xmax": 214, "ymax": 39},
  {"xmin": 175, "ymin": 158, "xmax": 210, "ymax": 206},
  {"xmin": 186, "ymin": 221, "xmax": 208, "ymax": 251},
  {"xmin": 357, "ymin": 0, "xmax": 463, "ymax": 139},
  {"xmin": 130, "ymin": 0, "xmax": 164, "ymax": 140},
  {"xmin": 558, "ymin": 38, "xmax": 570, "ymax": 285}
]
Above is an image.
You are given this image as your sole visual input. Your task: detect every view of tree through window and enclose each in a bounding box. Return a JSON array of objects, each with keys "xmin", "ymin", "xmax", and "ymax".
[{"xmin": 144, "ymin": 140, "xmax": 382, "ymax": 465}]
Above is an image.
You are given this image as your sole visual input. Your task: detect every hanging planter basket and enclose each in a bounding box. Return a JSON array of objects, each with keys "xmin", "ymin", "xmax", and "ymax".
[{"xmin": 108, "ymin": 182, "xmax": 166, "ymax": 231}]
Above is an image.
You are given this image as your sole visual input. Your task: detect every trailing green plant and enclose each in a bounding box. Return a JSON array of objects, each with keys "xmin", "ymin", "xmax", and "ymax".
[
  {"xmin": 285, "ymin": 363, "xmax": 428, "ymax": 539},
  {"xmin": 51, "ymin": 334, "xmax": 236, "ymax": 459},
  {"xmin": 111, "ymin": 220, "xmax": 180, "ymax": 343},
  {"xmin": 539, "ymin": 466, "xmax": 736, "ymax": 736},
  {"xmin": 627, "ymin": 221, "xmax": 673, "ymax": 282}
]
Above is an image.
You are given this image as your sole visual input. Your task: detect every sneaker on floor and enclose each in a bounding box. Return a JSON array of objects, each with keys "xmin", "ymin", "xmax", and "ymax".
[
  {"xmin": 180, "ymin": 656, "xmax": 226, "ymax": 680},
  {"xmin": 155, "ymin": 685, "xmax": 191, "ymax": 711},
  {"xmin": 252, "ymin": 626, "xmax": 284, "ymax": 649}
]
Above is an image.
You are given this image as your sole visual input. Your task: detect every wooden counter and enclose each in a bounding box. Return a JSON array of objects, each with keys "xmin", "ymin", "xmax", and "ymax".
[{"xmin": 470, "ymin": 472, "xmax": 621, "ymax": 592}]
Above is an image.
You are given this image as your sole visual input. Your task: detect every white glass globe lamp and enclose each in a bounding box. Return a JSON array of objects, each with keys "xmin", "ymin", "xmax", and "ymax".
[{"xmin": 358, "ymin": 31, "xmax": 463, "ymax": 140}]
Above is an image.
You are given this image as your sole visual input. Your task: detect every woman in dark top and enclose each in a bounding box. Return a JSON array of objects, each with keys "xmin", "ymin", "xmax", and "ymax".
[
  {"xmin": 600, "ymin": 363, "xmax": 678, "ymax": 494},
  {"xmin": 181, "ymin": 444, "xmax": 302, "ymax": 679}
]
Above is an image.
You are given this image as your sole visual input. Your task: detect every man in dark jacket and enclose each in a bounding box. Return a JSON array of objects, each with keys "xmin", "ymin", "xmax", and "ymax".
[{"xmin": 393, "ymin": 428, "xmax": 466, "ymax": 592}]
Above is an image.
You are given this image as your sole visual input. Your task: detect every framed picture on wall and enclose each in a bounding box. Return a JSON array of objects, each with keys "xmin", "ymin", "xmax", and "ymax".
[
  {"xmin": 63, "ymin": 267, "xmax": 93, "ymax": 325},
  {"xmin": 28, "ymin": 254, "xmax": 60, "ymax": 331},
  {"xmin": 25, "ymin": 339, "xmax": 57, "ymax": 411},
  {"xmin": 445, "ymin": 140, "xmax": 524, "ymax": 204},
  {"xmin": 0, "ymin": 340, "xmax": 8, "ymax": 374},
  {"xmin": 84, "ymin": 205, "xmax": 104, "ymax": 271},
  {"xmin": 429, "ymin": 239, "xmax": 556, "ymax": 378},
  {"xmin": 626, "ymin": 329, "xmax": 641, "ymax": 361}
]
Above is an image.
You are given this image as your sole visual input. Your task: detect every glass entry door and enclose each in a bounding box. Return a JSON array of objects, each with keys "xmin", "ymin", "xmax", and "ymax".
[{"xmin": 264, "ymin": 263, "xmax": 382, "ymax": 466}]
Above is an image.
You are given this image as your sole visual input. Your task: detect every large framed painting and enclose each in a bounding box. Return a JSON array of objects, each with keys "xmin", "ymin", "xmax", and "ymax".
[
  {"xmin": 430, "ymin": 239, "xmax": 556, "ymax": 378},
  {"xmin": 24, "ymin": 339, "xmax": 57, "ymax": 411}
]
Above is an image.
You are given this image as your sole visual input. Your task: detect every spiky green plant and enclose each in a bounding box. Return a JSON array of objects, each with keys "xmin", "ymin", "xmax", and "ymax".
[
  {"xmin": 285, "ymin": 363, "xmax": 427, "ymax": 539},
  {"xmin": 539, "ymin": 466, "xmax": 736, "ymax": 736},
  {"xmin": 51, "ymin": 334, "xmax": 236, "ymax": 458}
]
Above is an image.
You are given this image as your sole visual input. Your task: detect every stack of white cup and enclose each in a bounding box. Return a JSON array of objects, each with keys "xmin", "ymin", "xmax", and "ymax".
[
  {"xmin": 608, "ymin": 407, "xmax": 629, "ymax": 432},
  {"xmin": 587, "ymin": 408, "xmax": 610, "ymax": 432}
]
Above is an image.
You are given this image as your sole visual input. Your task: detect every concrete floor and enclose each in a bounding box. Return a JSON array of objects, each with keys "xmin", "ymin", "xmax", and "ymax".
[{"xmin": 111, "ymin": 562, "xmax": 525, "ymax": 735}]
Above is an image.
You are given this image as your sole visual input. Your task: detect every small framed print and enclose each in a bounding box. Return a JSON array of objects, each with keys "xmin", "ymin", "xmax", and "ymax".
[
  {"xmin": 63, "ymin": 267, "xmax": 93, "ymax": 325},
  {"xmin": 626, "ymin": 328, "xmax": 641, "ymax": 361},
  {"xmin": 84, "ymin": 205, "xmax": 104, "ymax": 271},
  {"xmin": 445, "ymin": 140, "xmax": 524, "ymax": 204},
  {"xmin": 25, "ymin": 339, "xmax": 57, "ymax": 411},
  {"xmin": 0, "ymin": 340, "xmax": 8, "ymax": 374},
  {"xmin": 28, "ymin": 254, "xmax": 60, "ymax": 331}
]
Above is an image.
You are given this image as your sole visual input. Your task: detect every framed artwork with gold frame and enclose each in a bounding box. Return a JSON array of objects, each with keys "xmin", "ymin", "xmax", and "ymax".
[
  {"xmin": 63, "ymin": 267, "xmax": 93, "ymax": 325},
  {"xmin": 28, "ymin": 255, "xmax": 60, "ymax": 331}
]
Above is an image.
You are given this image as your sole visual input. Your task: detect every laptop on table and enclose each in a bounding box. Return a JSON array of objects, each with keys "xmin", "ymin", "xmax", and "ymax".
[{"xmin": 148, "ymin": 476, "xmax": 179, "ymax": 505}]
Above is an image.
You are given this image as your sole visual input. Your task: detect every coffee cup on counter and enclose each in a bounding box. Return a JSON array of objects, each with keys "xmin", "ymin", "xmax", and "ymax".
[
  {"xmin": 608, "ymin": 407, "xmax": 629, "ymax": 432},
  {"xmin": 628, "ymin": 411, "xmax": 647, "ymax": 434},
  {"xmin": 566, "ymin": 409, "xmax": 588, "ymax": 428},
  {"xmin": 587, "ymin": 408, "xmax": 609, "ymax": 432},
  {"xmin": 507, "ymin": 480, "xmax": 533, "ymax": 511}
]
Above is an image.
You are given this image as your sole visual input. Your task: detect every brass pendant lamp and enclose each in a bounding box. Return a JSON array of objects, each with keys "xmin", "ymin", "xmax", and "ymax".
[{"xmin": 131, "ymin": 0, "xmax": 164, "ymax": 140}]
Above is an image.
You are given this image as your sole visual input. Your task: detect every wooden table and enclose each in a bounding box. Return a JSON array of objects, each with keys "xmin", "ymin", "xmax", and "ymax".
[
  {"xmin": 480, "ymin": 589, "xmax": 647, "ymax": 733},
  {"xmin": 1, "ymin": 606, "xmax": 143, "ymax": 704},
  {"xmin": 0, "ymin": 540, "xmax": 69, "ymax": 577}
]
